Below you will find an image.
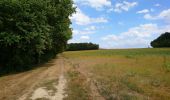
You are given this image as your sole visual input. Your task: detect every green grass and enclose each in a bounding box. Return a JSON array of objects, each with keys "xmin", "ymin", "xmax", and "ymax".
[
  {"xmin": 63, "ymin": 48, "xmax": 170, "ymax": 100},
  {"xmin": 64, "ymin": 68, "xmax": 90, "ymax": 100},
  {"xmin": 64, "ymin": 48, "xmax": 170, "ymax": 57}
]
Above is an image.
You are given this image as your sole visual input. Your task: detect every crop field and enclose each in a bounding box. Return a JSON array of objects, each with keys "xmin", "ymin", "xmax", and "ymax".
[{"xmin": 63, "ymin": 48, "xmax": 170, "ymax": 100}]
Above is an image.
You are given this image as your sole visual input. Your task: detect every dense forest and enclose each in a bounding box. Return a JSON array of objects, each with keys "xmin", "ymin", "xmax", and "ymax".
[
  {"xmin": 0, "ymin": 0, "xmax": 75, "ymax": 74},
  {"xmin": 67, "ymin": 43, "xmax": 99, "ymax": 51},
  {"xmin": 151, "ymin": 32, "xmax": 170, "ymax": 48}
]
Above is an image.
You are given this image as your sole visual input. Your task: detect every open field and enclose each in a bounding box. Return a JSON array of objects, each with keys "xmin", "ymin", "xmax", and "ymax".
[
  {"xmin": 63, "ymin": 48, "xmax": 170, "ymax": 100},
  {"xmin": 0, "ymin": 48, "xmax": 170, "ymax": 100}
]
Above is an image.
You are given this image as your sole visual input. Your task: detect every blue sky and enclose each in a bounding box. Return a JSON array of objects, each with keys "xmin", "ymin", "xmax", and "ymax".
[{"xmin": 69, "ymin": 0, "xmax": 170, "ymax": 48}]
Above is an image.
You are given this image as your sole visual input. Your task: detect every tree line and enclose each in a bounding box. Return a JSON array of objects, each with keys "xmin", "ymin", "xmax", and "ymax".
[
  {"xmin": 151, "ymin": 32, "xmax": 170, "ymax": 48},
  {"xmin": 0, "ymin": 0, "xmax": 75, "ymax": 74},
  {"xmin": 67, "ymin": 43, "xmax": 99, "ymax": 51}
]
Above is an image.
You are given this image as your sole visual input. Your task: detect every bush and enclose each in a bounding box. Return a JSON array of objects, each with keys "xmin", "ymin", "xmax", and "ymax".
[
  {"xmin": 0, "ymin": 0, "xmax": 75, "ymax": 74},
  {"xmin": 151, "ymin": 32, "xmax": 170, "ymax": 48},
  {"xmin": 67, "ymin": 43, "xmax": 99, "ymax": 51}
]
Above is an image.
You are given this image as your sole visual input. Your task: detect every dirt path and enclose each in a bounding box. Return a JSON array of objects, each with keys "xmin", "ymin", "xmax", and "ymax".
[
  {"xmin": 29, "ymin": 57, "xmax": 67, "ymax": 100},
  {"xmin": 30, "ymin": 74, "xmax": 67, "ymax": 100},
  {"xmin": 0, "ymin": 55, "xmax": 105, "ymax": 100},
  {"xmin": 0, "ymin": 56, "xmax": 68, "ymax": 100}
]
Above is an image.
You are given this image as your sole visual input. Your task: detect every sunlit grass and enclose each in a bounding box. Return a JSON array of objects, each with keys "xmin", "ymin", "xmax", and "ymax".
[
  {"xmin": 63, "ymin": 48, "xmax": 170, "ymax": 99},
  {"xmin": 64, "ymin": 68, "xmax": 90, "ymax": 100}
]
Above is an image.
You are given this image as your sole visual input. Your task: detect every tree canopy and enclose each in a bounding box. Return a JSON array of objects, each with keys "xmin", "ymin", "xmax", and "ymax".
[
  {"xmin": 67, "ymin": 43, "xmax": 99, "ymax": 51},
  {"xmin": 151, "ymin": 32, "xmax": 170, "ymax": 48},
  {"xmin": 0, "ymin": 0, "xmax": 75, "ymax": 74}
]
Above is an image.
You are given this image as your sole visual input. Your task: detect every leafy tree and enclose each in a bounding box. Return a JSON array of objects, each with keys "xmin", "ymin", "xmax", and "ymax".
[
  {"xmin": 0, "ymin": 0, "xmax": 75, "ymax": 74},
  {"xmin": 151, "ymin": 32, "xmax": 170, "ymax": 48},
  {"xmin": 67, "ymin": 43, "xmax": 99, "ymax": 51}
]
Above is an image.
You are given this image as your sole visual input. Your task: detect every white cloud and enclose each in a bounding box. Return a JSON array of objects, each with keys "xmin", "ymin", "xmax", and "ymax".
[
  {"xmin": 73, "ymin": 29, "xmax": 95, "ymax": 35},
  {"xmin": 107, "ymin": 8, "xmax": 114, "ymax": 13},
  {"xmin": 158, "ymin": 9, "xmax": 170, "ymax": 22},
  {"xmin": 70, "ymin": 8, "xmax": 108, "ymax": 25},
  {"xmin": 137, "ymin": 9, "xmax": 149, "ymax": 14},
  {"xmin": 72, "ymin": 30, "xmax": 79, "ymax": 35},
  {"xmin": 72, "ymin": 26, "xmax": 98, "ymax": 35},
  {"xmin": 155, "ymin": 3, "xmax": 161, "ymax": 7},
  {"xmin": 80, "ymin": 36, "xmax": 90, "ymax": 40},
  {"xmin": 144, "ymin": 14, "xmax": 153, "ymax": 19},
  {"xmin": 101, "ymin": 23, "xmax": 170, "ymax": 48},
  {"xmin": 68, "ymin": 35, "xmax": 90, "ymax": 43},
  {"xmin": 113, "ymin": 1, "xmax": 138, "ymax": 13},
  {"xmin": 144, "ymin": 9, "xmax": 170, "ymax": 23},
  {"xmin": 85, "ymin": 26, "xmax": 96, "ymax": 31},
  {"xmin": 118, "ymin": 22, "xmax": 124, "ymax": 25},
  {"xmin": 123, "ymin": 24, "xmax": 158, "ymax": 38},
  {"xmin": 102, "ymin": 34, "xmax": 121, "ymax": 41},
  {"xmin": 74, "ymin": 0, "xmax": 111, "ymax": 10}
]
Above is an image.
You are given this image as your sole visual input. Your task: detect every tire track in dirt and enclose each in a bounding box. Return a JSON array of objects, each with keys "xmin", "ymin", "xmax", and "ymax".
[
  {"xmin": 0, "ymin": 56, "xmax": 66, "ymax": 100},
  {"xmin": 0, "ymin": 66, "xmax": 49, "ymax": 100},
  {"xmin": 23, "ymin": 56, "xmax": 67, "ymax": 100},
  {"xmin": 78, "ymin": 69, "xmax": 105, "ymax": 100},
  {"xmin": 64, "ymin": 57, "xmax": 105, "ymax": 100}
]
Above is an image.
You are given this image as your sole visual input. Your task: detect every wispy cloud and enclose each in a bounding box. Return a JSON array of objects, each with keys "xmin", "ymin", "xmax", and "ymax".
[
  {"xmin": 74, "ymin": 0, "xmax": 112, "ymax": 10},
  {"xmin": 80, "ymin": 36, "xmax": 90, "ymax": 40},
  {"xmin": 113, "ymin": 1, "xmax": 138, "ymax": 13},
  {"xmin": 70, "ymin": 8, "xmax": 108, "ymax": 25},
  {"xmin": 68, "ymin": 35, "xmax": 91, "ymax": 43},
  {"xmin": 144, "ymin": 9, "xmax": 170, "ymax": 23},
  {"xmin": 71, "ymin": 0, "xmax": 169, "ymax": 48},
  {"xmin": 101, "ymin": 23, "xmax": 170, "ymax": 48},
  {"xmin": 118, "ymin": 22, "xmax": 124, "ymax": 26},
  {"xmin": 73, "ymin": 29, "xmax": 95, "ymax": 35},
  {"xmin": 137, "ymin": 9, "xmax": 149, "ymax": 14},
  {"xmin": 85, "ymin": 26, "xmax": 96, "ymax": 31},
  {"xmin": 154, "ymin": 3, "xmax": 161, "ymax": 7}
]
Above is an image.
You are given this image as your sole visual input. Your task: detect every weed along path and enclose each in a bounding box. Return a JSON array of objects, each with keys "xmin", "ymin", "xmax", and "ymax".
[{"xmin": 0, "ymin": 55, "xmax": 68, "ymax": 100}]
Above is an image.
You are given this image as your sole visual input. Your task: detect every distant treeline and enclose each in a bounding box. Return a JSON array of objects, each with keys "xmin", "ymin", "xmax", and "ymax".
[
  {"xmin": 67, "ymin": 43, "xmax": 99, "ymax": 51},
  {"xmin": 0, "ymin": 0, "xmax": 75, "ymax": 75}
]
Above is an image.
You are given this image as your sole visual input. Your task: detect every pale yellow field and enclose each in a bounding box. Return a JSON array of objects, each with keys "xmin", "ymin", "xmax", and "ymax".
[{"xmin": 63, "ymin": 48, "xmax": 170, "ymax": 100}]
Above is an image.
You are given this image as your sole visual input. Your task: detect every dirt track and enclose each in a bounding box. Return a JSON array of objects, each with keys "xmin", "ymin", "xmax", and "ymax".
[
  {"xmin": 0, "ymin": 56, "xmax": 67, "ymax": 100},
  {"xmin": 0, "ymin": 55, "xmax": 105, "ymax": 100}
]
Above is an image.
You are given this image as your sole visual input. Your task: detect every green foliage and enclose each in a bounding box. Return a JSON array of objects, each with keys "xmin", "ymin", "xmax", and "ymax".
[
  {"xmin": 67, "ymin": 42, "xmax": 99, "ymax": 51},
  {"xmin": 0, "ymin": 0, "xmax": 75, "ymax": 74},
  {"xmin": 151, "ymin": 32, "xmax": 170, "ymax": 48}
]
